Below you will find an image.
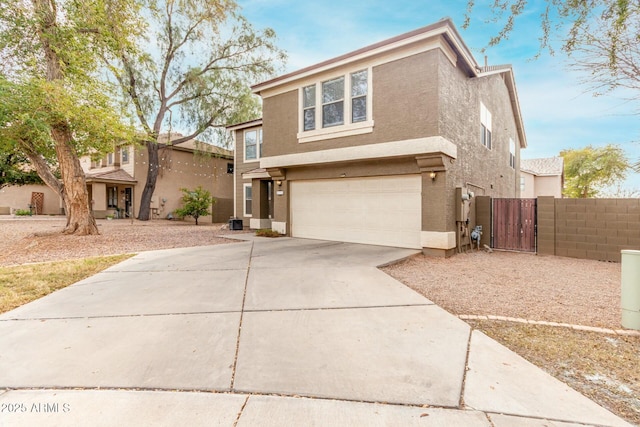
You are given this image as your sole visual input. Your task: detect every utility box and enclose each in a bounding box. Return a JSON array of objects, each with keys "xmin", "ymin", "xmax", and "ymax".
[
  {"xmin": 621, "ymin": 250, "xmax": 640, "ymax": 330},
  {"xmin": 229, "ymin": 218, "xmax": 243, "ymax": 231}
]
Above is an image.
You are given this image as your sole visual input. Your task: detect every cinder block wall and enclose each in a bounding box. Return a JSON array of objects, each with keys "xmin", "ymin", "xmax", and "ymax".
[{"xmin": 537, "ymin": 198, "xmax": 640, "ymax": 262}]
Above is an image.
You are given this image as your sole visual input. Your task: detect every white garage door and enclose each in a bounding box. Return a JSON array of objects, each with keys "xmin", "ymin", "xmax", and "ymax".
[{"xmin": 290, "ymin": 175, "xmax": 422, "ymax": 249}]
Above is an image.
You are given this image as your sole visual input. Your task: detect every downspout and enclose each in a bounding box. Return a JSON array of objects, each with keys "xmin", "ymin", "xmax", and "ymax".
[{"xmin": 232, "ymin": 130, "xmax": 237, "ymax": 218}]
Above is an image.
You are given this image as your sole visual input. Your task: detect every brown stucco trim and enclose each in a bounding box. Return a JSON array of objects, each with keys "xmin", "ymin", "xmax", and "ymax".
[{"xmin": 252, "ymin": 19, "xmax": 479, "ymax": 94}]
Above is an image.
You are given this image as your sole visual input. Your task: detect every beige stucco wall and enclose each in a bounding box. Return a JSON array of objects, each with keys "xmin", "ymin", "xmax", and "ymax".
[
  {"xmin": 535, "ymin": 175, "xmax": 563, "ymax": 198},
  {"xmin": 520, "ymin": 171, "xmax": 536, "ymax": 198},
  {"xmin": 134, "ymin": 146, "xmax": 234, "ymax": 223},
  {"xmin": 520, "ymin": 172, "xmax": 562, "ymax": 198},
  {"xmin": 0, "ymin": 184, "xmax": 63, "ymax": 215}
]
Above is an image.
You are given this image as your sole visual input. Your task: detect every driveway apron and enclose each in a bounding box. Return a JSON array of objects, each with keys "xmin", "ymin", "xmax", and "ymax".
[{"xmin": 0, "ymin": 237, "xmax": 631, "ymax": 427}]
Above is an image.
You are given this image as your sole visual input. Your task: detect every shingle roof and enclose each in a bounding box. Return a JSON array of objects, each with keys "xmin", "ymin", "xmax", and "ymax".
[
  {"xmin": 85, "ymin": 169, "xmax": 137, "ymax": 183},
  {"xmin": 521, "ymin": 157, "xmax": 564, "ymax": 176}
]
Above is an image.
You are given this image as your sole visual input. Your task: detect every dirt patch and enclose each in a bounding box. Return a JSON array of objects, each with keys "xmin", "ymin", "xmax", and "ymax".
[{"xmin": 0, "ymin": 218, "xmax": 245, "ymax": 267}]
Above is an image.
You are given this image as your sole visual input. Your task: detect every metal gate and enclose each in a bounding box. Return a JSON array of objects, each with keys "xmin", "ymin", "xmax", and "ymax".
[{"xmin": 492, "ymin": 198, "xmax": 537, "ymax": 252}]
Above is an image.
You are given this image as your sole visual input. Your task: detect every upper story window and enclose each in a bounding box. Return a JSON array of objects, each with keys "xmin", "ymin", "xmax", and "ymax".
[
  {"xmin": 322, "ymin": 77, "xmax": 345, "ymax": 128},
  {"xmin": 351, "ymin": 70, "xmax": 367, "ymax": 123},
  {"xmin": 121, "ymin": 147, "xmax": 129, "ymax": 164},
  {"xmin": 298, "ymin": 68, "xmax": 372, "ymax": 143},
  {"xmin": 509, "ymin": 138, "xmax": 516, "ymax": 168},
  {"xmin": 107, "ymin": 152, "xmax": 114, "ymax": 165},
  {"xmin": 520, "ymin": 176, "xmax": 525, "ymax": 192},
  {"xmin": 244, "ymin": 128, "xmax": 262, "ymax": 162},
  {"xmin": 303, "ymin": 85, "xmax": 316, "ymax": 131},
  {"xmin": 480, "ymin": 102, "xmax": 492, "ymax": 150}
]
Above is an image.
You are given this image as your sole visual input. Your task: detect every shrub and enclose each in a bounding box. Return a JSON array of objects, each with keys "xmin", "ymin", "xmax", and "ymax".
[
  {"xmin": 14, "ymin": 209, "xmax": 31, "ymax": 216},
  {"xmin": 173, "ymin": 186, "xmax": 214, "ymax": 225},
  {"xmin": 255, "ymin": 228, "xmax": 282, "ymax": 238}
]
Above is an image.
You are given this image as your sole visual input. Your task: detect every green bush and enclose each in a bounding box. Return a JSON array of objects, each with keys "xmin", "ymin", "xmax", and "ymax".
[
  {"xmin": 173, "ymin": 186, "xmax": 214, "ymax": 225},
  {"xmin": 14, "ymin": 209, "xmax": 31, "ymax": 216}
]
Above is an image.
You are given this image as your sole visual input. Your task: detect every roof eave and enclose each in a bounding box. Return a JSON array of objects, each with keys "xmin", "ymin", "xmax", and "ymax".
[
  {"xmin": 251, "ymin": 18, "xmax": 480, "ymax": 95},
  {"xmin": 478, "ymin": 66, "xmax": 527, "ymax": 149}
]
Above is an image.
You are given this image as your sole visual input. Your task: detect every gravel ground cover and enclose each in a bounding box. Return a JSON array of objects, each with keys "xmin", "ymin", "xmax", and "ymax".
[
  {"xmin": 0, "ymin": 217, "xmax": 242, "ymax": 267},
  {"xmin": 382, "ymin": 250, "xmax": 622, "ymax": 329}
]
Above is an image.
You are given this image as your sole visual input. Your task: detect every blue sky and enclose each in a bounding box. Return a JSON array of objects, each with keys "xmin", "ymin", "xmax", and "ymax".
[{"xmin": 237, "ymin": 0, "xmax": 640, "ymax": 192}]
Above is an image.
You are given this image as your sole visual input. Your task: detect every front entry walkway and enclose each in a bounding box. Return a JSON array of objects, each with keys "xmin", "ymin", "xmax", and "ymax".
[{"xmin": 0, "ymin": 237, "xmax": 630, "ymax": 426}]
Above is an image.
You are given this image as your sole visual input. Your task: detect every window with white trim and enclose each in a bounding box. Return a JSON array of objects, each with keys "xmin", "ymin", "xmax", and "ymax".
[
  {"xmin": 121, "ymin": 146, "xmax": 129, "ymax": 164},
  {"xmin": 244, "ymin": 128, "xmax": 262, "ymax": 161},
  {"xmin": 520, "ymin": 176, "xmax": 525, "ymax": 192},
  {"xmin": 322, "ymin": 76, "xmax": 345, "ymax": 128},
  {"xmin": 244, "ymin": 183, "xmax": 252, "ymax": 217},
  {"xmin": 299, "ymin": 68, "xmax": 371, "ymax": 142},
  {"xmin": 480, "ymin": 102, "xmax": 492, "ymax": 150},
  {"xmin": 107, "ymin": 152, "xmax": 114, "ymax": 165},
  {"xmin": 509, "ymin": 138, "xmax": 516, "ymax": 168},
  {"xmin": 351, "ymin": 70, "xmax": 367, "ymax": 123},
  {"xmin": 303, "ymin": 85, "xmax": 316, "ymax": 131}
]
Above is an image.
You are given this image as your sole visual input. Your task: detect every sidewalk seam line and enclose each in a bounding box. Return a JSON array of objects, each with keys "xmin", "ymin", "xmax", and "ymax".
[
  {"xmin": 232, "ymin": 395, "xmax": 250, "ymax": 427},
  {"xmin": 230, "ymin": 242, "xmax": 254, "ymax": 391},
  {"xmin": 458, "ymin": 327, "xmax": 473, "ymax": 409}
]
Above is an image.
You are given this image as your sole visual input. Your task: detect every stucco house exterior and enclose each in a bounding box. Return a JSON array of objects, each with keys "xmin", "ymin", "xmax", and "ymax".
[
  {"xmin": 520, "ymin": 157, "xmax": 564, "ymax": 198},
  {"xmin": 1, "ymin": 136, "xmax": 235, "ymax": 223},
  {"xmin": 229, "ymin": 19, "xmax": 527, "ymax": 256}
]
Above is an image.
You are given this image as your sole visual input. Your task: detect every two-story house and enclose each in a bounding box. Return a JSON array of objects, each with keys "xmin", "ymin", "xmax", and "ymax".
[
  {"xmin": 0, "ymin": 136, "xmax": 235, "ymax": 222},
  {"xmin": 81, "ymin": 136, "xmax": 235, "ymax": 222},
  {"xmin": 229, "ymin": 19, "xmax": 526, "ymax": 256}
]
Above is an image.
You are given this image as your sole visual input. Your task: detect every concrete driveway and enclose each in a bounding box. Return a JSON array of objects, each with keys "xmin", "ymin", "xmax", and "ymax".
[{"xmin": 0, "ymin": 236, "xmax": 630, "ymax": 426}]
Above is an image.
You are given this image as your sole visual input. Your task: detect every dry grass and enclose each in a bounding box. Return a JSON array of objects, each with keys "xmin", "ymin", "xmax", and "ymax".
[
  {"xmin": 0, "ymin": 254, "xmax": 132, "ymax": 314},
  {"xmin": 469, "ymin": 321, "xmax": 640, "ymax": 425},
  {"xmin": 383, "ymin": 252, "xmax": 639, "ymax": 425}
]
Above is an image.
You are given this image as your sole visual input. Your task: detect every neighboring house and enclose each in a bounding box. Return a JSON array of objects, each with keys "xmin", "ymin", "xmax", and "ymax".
[
  {"xmin": 520, "ymin": 157, "xmax": 564, "ymax": 198},
  {"xmin": 228, "ymin": 19, "xmax": 527, "ymax": 256},
  {"xmin": 0, "ymin": 136, "xmax": 235, "ymax": 223}
]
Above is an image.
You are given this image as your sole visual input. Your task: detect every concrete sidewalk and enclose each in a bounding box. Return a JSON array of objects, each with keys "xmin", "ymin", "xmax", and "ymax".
[{"xmin": 0, "ymin": 237, "xmax": 631, "ymax": 426}]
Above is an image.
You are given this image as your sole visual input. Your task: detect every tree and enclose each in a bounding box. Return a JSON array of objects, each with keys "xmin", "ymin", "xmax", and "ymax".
[
  {"xmin": 464, "ymin": 1, "xmax": 638, "ymax": 58},
  {"xmin": 0, "ymin": 150, "xmax": 45, "ymax": 190},
  {"xmin": 560, "ymin": 144, "xmax": 630, "ymax": 198},
  {"xmin": 103, "ymin": 0, "xmax": 286, "ymax": 221},
  {"xmin": 174, "ymin": 186, "xmax": 214, "ymax": 225},
  {"xmin": 0, "ymin": 0, "xmax": 139, "ymax": 234}
]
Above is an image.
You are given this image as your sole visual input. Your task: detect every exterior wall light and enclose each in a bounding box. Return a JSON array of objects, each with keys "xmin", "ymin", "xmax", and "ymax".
[
  {"xmin": 430, "ymin": 171, "xmax": 437, "ymax": 181},
  {"xmin": 275, "ymin": 180, "xmax": 282, "ymax": 186}
]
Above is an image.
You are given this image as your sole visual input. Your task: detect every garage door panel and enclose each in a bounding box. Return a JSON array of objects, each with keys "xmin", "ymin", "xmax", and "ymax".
[{"xmin": 290, "ymin": 176, "xmax": 422, "ymax": 249}]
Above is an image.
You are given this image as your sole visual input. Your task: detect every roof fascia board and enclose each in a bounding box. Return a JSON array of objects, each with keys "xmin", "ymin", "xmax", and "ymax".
[
  {"xmin": 253, "ymin": 20, "xmax": 478, "ymax": 95},
  {"xmin": 478, "ymin": 67, "xmax": 527, "ymax": 149}
]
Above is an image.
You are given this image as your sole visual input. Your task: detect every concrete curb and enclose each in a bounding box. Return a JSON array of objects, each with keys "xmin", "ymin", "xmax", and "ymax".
[{"xmin": 458, "ymin": 314, "xmax": 640, "ymax": 337}]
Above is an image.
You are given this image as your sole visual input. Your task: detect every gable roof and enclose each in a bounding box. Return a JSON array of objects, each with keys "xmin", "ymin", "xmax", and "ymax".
[
  {"xmin": 521, "ymin": 157, "xmax": 564, "ymax": 176},
  {"xmin": 85, "ymin": 168, "xmax": 137, "ymax": 184},
  {"xmin": 157, "ymin": 133, "xmax": 233, "ymax": 158},
  {"xmin": 249, "ymin": 18, "xmax": 527, "ymax": 149}
]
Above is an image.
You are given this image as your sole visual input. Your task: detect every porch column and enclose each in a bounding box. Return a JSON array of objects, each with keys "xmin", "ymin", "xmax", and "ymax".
[
  {"xmin": 249, "ymin": 179, "xmax": 273, "ymax": 229},
  {"xmin": 267, "ymin": 168, "xmax": 287, "ymax": 235},
  {"xmin": 417, "ymin": 153, "xmax": 456, "ymax": 257}
]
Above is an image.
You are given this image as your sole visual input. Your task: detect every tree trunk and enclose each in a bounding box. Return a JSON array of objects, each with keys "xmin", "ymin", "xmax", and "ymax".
[
  {"xmin": 52, "ymin": 127, "xmax": 99, "ymax": 235},
  {"xmin": 33, "ymin": 0, "xmax": 99, "ymax": 235},
  {"xmin": 137, "ymin": 141, "xmax": 160, "ymax": 220}
]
